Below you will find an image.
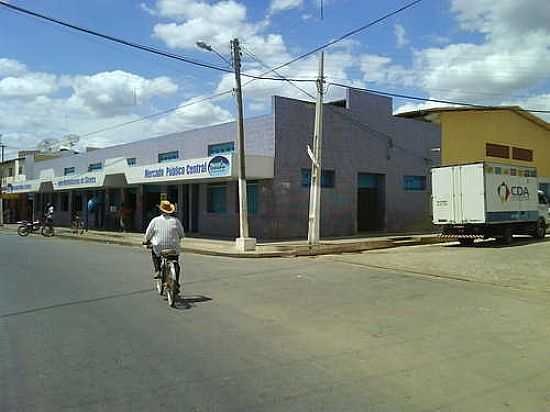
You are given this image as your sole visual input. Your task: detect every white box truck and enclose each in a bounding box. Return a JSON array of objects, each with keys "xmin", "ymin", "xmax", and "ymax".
[{"xmin": 432, "ymin": 162, "xmax": 549, "ymax": 245}]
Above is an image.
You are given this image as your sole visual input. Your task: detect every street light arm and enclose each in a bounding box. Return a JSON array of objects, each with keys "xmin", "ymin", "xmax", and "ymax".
[{"xmin": 196, "ymin": 41, "xmax": 232, "ymax": 68}]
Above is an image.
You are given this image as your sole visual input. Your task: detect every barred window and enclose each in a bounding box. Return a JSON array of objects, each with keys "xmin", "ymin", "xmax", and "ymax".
[
  {"xmin": 486, "ymin": 143, "xmax": 509, "ymax": 159},
  {"xmin": 512, "ymin": 147, "xmax": 533, "ymax": 162}
]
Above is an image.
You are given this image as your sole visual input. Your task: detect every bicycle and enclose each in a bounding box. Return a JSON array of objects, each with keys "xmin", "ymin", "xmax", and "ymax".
[
  {"xmin": 71, "ymin": 215, "xmax": 84, "ymax": 235},
  {"xmin": 144, "ymin": 243, "xmax": 182, "ymax": 308}
]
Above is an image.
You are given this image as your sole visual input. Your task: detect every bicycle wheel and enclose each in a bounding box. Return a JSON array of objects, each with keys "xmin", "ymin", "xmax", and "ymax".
[
  {"xmin": 166, "ymin": 287, "xmax": 176, "ymax": 307},
  {"xmin": 17, "ymin": 225, "xmax": 30, "ymax": 237},
  {"xmin": 154, "ymin": 277, "xmax": 164, "ymax": 295},
  {"xmin": 167, "ymin": 263, "xmax": 177, "ymax": 307},
  {"xmin": 41, "ymin": 225, "xmax": 55, "ymax": 237}
]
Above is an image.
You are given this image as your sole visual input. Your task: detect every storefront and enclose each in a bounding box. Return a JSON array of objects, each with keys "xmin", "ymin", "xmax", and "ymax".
[{"xmin": 8, "ymin": 89, "xmax": 441, "ymax": 239}]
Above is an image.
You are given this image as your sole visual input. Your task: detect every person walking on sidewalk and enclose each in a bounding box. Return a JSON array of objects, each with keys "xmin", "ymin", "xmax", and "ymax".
[{"xmin": 143, "ymin": 200, "xmax": 184, "ymax": 292}]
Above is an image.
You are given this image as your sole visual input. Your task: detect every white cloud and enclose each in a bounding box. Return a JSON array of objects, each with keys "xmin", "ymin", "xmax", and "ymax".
[
  {"xmin": 0, "ymin": 60, "xmax": 184, "ymax": 157},
  {"xmin": 152, "ymin": 0, "xmax": 249, "ymax": 50},
  {"xmin": 152, "ymin": 97, "xmax": 233, "ymax": 134},
  {"xmin": 269, "ymin": 0, "xmax": 303, "ymax": 14},
  {"xmin": 394, "ymin": 24, "xmax": 409, "ymax": 48},
  {"xmin": 149, "ymin": 0, "xmax": 293, "ymax": 70},
  {"xmin": 360, "ymin": 0, "xmax": 550, "ymax": 109},
  {"xmin": 0, "ymin": 58, "xmax": 27, "ymax": 77},
  {"xmin": 360, "ymin": 54, "xmax": 414, "ymax": 87},
  {"xmin": 66, "ymin": 70, "xmax": 178, "ymax": 116},
  {"xmin": 0, "ymin": 73, "xmax": 58, "ymax": 98}
]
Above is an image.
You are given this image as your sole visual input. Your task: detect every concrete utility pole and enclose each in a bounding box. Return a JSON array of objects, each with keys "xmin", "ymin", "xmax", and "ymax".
[
  {"xmin": 231, "ymin": 38, "xmax": 256, "ymax": 251},
  {"xmin": 307, "ymin": 52, "xmax": 325, "ymax": 246},
  {"xmin": 0, "ymin": 134, "xmax": 5, "ymax": 227}
]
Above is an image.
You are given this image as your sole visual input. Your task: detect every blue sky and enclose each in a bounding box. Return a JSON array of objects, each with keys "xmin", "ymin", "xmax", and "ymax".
[{"xmin": 0, "ymin": 0, "xmax": 549, "ymax": 157}]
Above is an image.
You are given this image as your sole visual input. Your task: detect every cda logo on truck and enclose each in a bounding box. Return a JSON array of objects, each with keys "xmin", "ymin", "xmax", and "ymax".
[{"xmin": 497, "ymin": 182, "xmax": 529, "ymax": 203}]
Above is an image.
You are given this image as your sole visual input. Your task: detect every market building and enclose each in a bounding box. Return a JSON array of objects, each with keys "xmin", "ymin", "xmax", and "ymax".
[
  {"xmin": 398, "ymin": 107, "xmax": 550, "ymax": 196},
  {"xmin": 4, "ymin": 88, "xmax": 440, "ymax": 240}
]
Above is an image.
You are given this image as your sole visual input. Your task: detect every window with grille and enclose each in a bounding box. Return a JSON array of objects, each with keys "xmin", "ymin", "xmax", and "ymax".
[
  {"xmin": 207, "ymin": 184, "xmax": 226, "ymax": 213},
  {"xmin": 208, "ymin": 142, "xmax": 235, "ymax": 156},
  {"xmin": 403, "ymin": 175, "xmax": 427, "ymax": 191},
  {"xmin": 512, "ymin": 147, "xmax": 533, "ymax": 162},
  {"xmin": 301, "ymin": 169, "xmax": 335, "ymax": 188},
  {"xmin": 88, "ymin": 162, "xmax": 103, "ymax": 172},
  {"xmin": 486, "ymin": 143, "xmax": 509, "ymax": 159},
  {"xmin": 158, "ymin": 151, "xmax": 179, "ymax": 163}
]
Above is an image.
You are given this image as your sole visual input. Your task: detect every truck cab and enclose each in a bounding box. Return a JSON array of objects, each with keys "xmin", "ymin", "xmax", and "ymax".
[{"xmin": 537, "ymin": 190, "xmax": 550, "ymax": 228}]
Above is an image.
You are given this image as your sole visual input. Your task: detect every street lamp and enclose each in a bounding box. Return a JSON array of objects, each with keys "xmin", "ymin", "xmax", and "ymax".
[
  {"xmin": 196, "ymin": 40, "xmax": 256, "ymax": 251},
  {"xmin": 196, "ymin": 41, "xmax": 233, "ymax": 68}
]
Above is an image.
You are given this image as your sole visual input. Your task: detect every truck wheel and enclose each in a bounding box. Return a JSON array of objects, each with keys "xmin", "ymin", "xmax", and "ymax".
[
  {"xmin": 533, "ymin": 219, "xmax": 546, "ymax": 240},
  {"xmin": 459, "ymin": 238, "xmax": 474, "ymax": 247},
  {"xmin": 502, "ymin": 227, "xmax": 514, "ymax": 245}
]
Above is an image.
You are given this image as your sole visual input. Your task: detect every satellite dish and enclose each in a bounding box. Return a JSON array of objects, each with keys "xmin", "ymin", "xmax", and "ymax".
[
  {"xmin": 37, "ymin": 135, "xmax": 80, "ymax": 153},
  {"xmin": 37, "ymin": 138, "xmax": 60, "ymax": 153}
]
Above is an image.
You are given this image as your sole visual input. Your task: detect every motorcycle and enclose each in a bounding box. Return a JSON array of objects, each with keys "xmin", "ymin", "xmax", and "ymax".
[{"xmin": 17, "ymin": 219, "xmax": 55, "ymax": 237}]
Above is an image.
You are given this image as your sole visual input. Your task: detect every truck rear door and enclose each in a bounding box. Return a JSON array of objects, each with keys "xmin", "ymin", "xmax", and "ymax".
[
  {"xmin": 432, "ymin": 167, "xmax": 455, "ymax": 224},
  {"xmin": 459, "ymin": 163, "xmax": 486, "ymax": 224}
]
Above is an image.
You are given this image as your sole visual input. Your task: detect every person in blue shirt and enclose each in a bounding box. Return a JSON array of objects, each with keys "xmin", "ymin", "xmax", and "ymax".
[{"xmin": 86, "ymin": 196, "xmax": 97, "ymax": 232}]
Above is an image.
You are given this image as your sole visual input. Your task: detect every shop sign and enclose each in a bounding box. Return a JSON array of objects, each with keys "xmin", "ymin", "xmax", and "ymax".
[
  {"xmin": 129, "ymin": 155, "xmax": 232, "ymax": 184},
  {"xmin": 52, "ymin": 173, "xmax": 104, "ymax": 190},
  {"xmin": 2, "ymin": 181, "xmax": 40, "ymax": 193}
]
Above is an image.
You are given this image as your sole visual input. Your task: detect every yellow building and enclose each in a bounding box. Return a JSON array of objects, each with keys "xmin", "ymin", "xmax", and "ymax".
[{"xmin": 398, "ymin": 107, "xmax": 550, "ymax": 194}]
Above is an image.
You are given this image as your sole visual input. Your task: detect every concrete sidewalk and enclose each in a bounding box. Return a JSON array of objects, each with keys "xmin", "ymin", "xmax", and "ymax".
[{"xmin": 0, "ymin": 223, "xmax": 443, "ymax": 257}]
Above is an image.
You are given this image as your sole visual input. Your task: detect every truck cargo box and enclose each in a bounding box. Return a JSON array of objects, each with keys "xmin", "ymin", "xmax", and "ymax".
[{"xmin": 432, "ymin": 162, "xmax": 539, "ymax": 225}]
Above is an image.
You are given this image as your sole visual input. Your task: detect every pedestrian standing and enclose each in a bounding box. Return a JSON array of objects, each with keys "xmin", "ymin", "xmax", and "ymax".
[
  {"xmin": 86, "ymin": 196, "xmax": 96, "ymax": 232},
  {"xmin": 119, "ymin": 202, "xmax": 130, "ymax": 232}
]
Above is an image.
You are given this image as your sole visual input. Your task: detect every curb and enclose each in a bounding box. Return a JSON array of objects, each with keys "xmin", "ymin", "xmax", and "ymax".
[{"xmin": 0, "ymin": 227, "xmax": 445, "ymax": 258}]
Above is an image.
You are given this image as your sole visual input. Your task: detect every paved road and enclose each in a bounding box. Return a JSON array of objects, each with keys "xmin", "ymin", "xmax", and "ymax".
[{"xmin": 2, "ymin": 234, "xmax": 550, "ymax": 411}]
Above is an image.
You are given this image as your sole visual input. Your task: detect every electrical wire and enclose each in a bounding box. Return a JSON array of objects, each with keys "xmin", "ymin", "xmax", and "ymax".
[
  {"xmin": 79, "ymin": 90, "xmax": 233, "ymax": 138},
  {"xmin": 329, "ymin": 83, "xmax": 550, "ymax": 114},
  {"xmin": 253, "ymin": 0, "xmax": 427, "ymax": 76},
  {"xmin": 0, "ymin": 1, "xmax": 316, "ymax": 82},
  {"xmin": 243, "ymin": 46, "xmax": 433, "ymax": 163}
]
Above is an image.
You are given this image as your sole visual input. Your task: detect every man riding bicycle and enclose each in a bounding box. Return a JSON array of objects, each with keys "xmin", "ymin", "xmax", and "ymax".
[{"xmin": 143, "ymin": 200, "xmax": 185, "ymax": 293}]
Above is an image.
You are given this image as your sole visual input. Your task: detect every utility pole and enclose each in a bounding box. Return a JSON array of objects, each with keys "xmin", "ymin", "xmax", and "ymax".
[
  {"xmin": 307, "ymin": 52, "xmax": 325, "ymax": 246},
  {"xmin": 231, "ymin": 38, "xmax": 256, "ymax": 251},
  {"xmin": 0, "ymin": 134, "xmax": 5, "ymax": 227}
]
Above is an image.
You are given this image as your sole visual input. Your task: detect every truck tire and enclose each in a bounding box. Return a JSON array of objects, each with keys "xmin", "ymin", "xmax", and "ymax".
[
  {"xmin": 502, "ymin": 227, "xmax": 514, "ymax": 245},
  {"xmin": 533, "ymin": 219, "xmax": 546, "ymax": 240},
  {"xmin": 459, "ymin": 238, "xmax": 474, "ymax": 247}
]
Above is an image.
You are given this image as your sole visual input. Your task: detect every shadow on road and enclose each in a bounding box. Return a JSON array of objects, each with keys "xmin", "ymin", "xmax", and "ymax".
[
  {"xmin": 176, "ymin": 295, "xmax": 213, "ymax": 310},
  {"xmin": 0, "ymin": 288, "xmax": 153, "ymax": 319}
]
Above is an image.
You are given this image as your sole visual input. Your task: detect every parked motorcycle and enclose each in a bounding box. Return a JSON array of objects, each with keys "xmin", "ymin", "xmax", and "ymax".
[{"xmin": 17, "ymin": 220, "xmax": 55, "ymax": 237}]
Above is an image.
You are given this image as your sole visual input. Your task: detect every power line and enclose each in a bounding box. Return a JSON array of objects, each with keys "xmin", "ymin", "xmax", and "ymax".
[
  {"xmin": 259, "ymin": 0, "xmax": 427, "ymax": 75},
  {"xmin": 329, "ymin": 83, "xmax": 550, "ymax": 114},
  {"xmin": 80, "ymin": 90, "xmax": 233, "ymax": 138},
  {"xmin": 0, "ymin": 1, "xmax": 315, "ymax": 83},
  {"xmin": 243, "ymin": 46, "xmax": 432, "ymax": 163},
  {"xmin": 242, "ymin": 47, "xmax": 316, "ymax": 101}
]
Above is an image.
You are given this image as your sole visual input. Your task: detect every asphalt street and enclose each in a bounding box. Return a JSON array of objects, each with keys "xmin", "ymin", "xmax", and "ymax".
[{"xmin": 2, "ymin": 233, "xmax": 550, "ymax": 411}]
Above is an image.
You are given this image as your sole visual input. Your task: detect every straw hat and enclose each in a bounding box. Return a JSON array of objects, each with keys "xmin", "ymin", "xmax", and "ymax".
[{"xmin": 159, "ymin": 200, "xmax": 176, "ymax": 214}]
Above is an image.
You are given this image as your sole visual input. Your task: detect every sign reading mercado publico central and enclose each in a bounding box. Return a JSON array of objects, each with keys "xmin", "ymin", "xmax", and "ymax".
[
  {"xmin": 2, "ymin": 154, "xmax": 241, "ymax": 194},
  {"xmin": 126, "ymin": 154, "xmax": 232, "ymax": 184}
]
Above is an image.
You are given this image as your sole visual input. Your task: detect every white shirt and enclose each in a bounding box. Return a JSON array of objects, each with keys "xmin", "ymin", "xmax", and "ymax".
[{"xmin": 144, "ymin": 214, "xmax": 185, "ymax": 256}]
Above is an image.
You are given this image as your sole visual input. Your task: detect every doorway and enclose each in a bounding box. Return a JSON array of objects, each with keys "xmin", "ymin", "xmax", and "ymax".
[{"xmin": 357, "ymin": 173, "xmax": 385, "ymax": 232}]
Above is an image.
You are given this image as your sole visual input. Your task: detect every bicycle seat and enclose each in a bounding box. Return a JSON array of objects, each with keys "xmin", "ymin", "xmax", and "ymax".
[{"xmin": 160, "ymin": 249, "xmax": 178, "ymax": 257}]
